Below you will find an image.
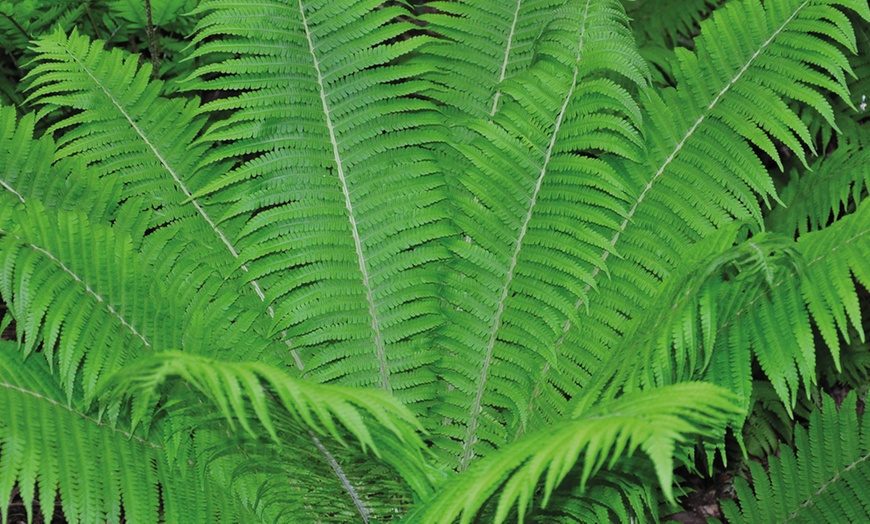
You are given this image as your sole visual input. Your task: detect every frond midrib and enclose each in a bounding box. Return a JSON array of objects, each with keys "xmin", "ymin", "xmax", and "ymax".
[
  {"xmin": 489, "ymin": 0, "xmax": 524, "ymax": 116},
  {"xmin": 297, "ymin": 0, "xmax": 389, "ymax": 394},
  {"xmin": 460, "ymin": 0, "xmax": 592, "ymax": 471},
  {"xmin": 53, "ymin": 33, "xmax": 306, "ymax": 369}
]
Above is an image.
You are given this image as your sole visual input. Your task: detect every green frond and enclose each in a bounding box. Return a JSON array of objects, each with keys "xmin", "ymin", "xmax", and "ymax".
[
  {"xmin": 181, "ymin": 0, "xmax": 452, "ymax": 402},
  {"xmin": 626, "ymin": 0, "xmax": 719, "ymax": 46},
  {"xmin": 703, "ymin": 190, "xmax": 870, "ymax": 413},
  {"xmin": 109, "ymin": 0, "xmax": 195, "ymax": 29},
  {"xmin": 723, "ymin": 392, "xmax": 870, "ymax": 523},
  {"xmin": 526, "ymin": 465, "xmax": 660, "ymax": 523},
  {"xmin": 548, "ymin": 0, "xmax": 868, "ymax": 425},
  {"xmin": 431, "ymin": 0, "xmax": 649, "ymax": 470},
  {"xmin": 105, "ymin": 351, "xmax": 437, "ymax": 520},
  {"xmin": 420, "ymin": 0, "xmax": 566, "ymax": 118},
  {"xmin": 769, "ymin": 137, "xmax": 870, "ymax": 238},
  {"xmin": 21, "ymin": 29, "xmax": 290, "ymax": 360},
  {"xmin": 407, "ymin": 383, "xmax": 739, "ymax": 524},
  {"xmin": 25, "ymin": 29, "xmax": 217, "ymax": 240},
  {"xmin": 739, "ymin": 381, "xmax": 814, "ymax": 459},
  {"xmin": 0, "ymin": 343, "xmax": 250, "ymax": 524},
  {"xmin": 0, "ymin": 203, "xmax": 183, "ymax": 401}
]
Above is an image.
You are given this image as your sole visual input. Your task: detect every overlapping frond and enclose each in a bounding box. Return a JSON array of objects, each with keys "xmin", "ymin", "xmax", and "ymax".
[
  {"xmin": 546, "ymin": 0, "xmax": 870, "ymax": 425},
  {"xmin": 707, "ymin": 192, "xmax": 870, "ymax": 412},
  {"xmin": 25, "ymin": 29, "xmax": 224, "ymax": 250},
  {"xmin": 432, "ymin": 0, "xmax": 649, "ymax": 470},
  {"xmin": 105, "ymin": 351, "xmax": 436, "ymax": 521},
  {"xmin": 0, "ymin": 343, "xmax": 250, "ymax": 524},
  {"xmin": 407, "ymin": 383, "xmax": 739, "ymax": 524},
  {"xmin": 22, "ymin": 29, "xmax": 287, "ymax": 363},
  {"xmin": 184, "ymin": 0, "xmax": 451, "ymax": 401},
  {"xmin": 723, "ymin": 393, "xmax": 870, "ymax": 523},
  {"xmin": 0, "ymin": 204, "xmax": 182, "ymax": 400}
]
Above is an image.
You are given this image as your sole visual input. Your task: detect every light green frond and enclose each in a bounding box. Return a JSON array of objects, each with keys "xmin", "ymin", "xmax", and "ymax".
[
  {"xmin": 183, "ymin": 0, "xmax": 452, "ymax": 402},
  {"xmin": 432, "ymin": 0, "xmax": 648, "ymax": 470},
  {"xmin": 0, "ymin": 203, "xmax": 182, "ymax": 401},
  {"xmin": 0, "ymin": 343, "xmax": 250, "ymax": 524},
  {"xmin": 407, "ymin": 383, "xmax": 739, "ymax": 524},
  {"xmin": 723, "ymin": 392, "xmax": 870, "ymax": 523},
  {"xmin": 105, "ymin": 351, "xmax": 437, "ymax": 520},
  {"xmin": 548, "ymin": 0, "xmax": 868, "ymax": 425}
]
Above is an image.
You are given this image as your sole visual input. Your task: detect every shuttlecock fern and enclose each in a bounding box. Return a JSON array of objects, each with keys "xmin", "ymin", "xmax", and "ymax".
[{"xmin": 0, "ymin": 0, "xmax": 868, "ymax": 522}]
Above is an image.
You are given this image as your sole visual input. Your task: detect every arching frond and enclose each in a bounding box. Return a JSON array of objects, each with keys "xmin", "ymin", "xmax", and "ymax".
[
  {"xmin": 0, "ymin": 343, "xmax": 251, "ymax": 524},
  {"xmin": 0, "ymin": 203, "xmax": 183, "ymax": 401},
  {"xmin": 407, "ymin": 383, "xmax": 739, "ymax": 524},
  {"xmin": 723, "ymin": 393, "xmax": 870, "ymax": 523},
  {"xmin": 579, "ymin": 192, "xmax": 870, "ymax": 418},
  {"xmin": 105, "ymin": 351, "xmax": 437, "ymax": 521},
  {"xmin": 432, "ymin": 0, "xmax": 649, "ymax": 470},
  {"xmin": 544, "ymin": 0, "xmax": 870, "ymax": 426}
]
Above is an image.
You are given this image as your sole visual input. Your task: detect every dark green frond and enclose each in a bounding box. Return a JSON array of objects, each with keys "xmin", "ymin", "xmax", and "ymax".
[
  {"xmin": 723, "ymin": 392, "xmax": 870, "ymax": 523},
  {"xmin": 183, "ymin": 0, "xmax": 452, "ymax": 402},
  {"xmin": 767, "ymin": 128, "xmax": 870, "ymax": 236}
]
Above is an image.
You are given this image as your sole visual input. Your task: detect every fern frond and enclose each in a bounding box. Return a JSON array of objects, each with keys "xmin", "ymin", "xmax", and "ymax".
[
  {"xmin": 407, "ymin": 383, "xmax": 739, "ymax": 524},
  {"xmin": 105, "ymin": 351, "xmax": 437, "ymax": 520},
  {"xmin": 626, "ymin": 0, "xmax": 719, "ymax": 48},
  {"xmin": 0, "ymin": 343, "xmax": 250, "ymax": 524},
  {"xmin": 0, "ymin": 203, "xmax": 184, "ymax": 401},
  {"xmin": 767, "ymin": 127, "xmax": 870, "ymax": 236},
  {"xmin": 723, "ymin": 392, "xmax": 870, "ymax": 523},
  {"xmin": 183, "ymin": 0, "xmax": 452, "ymax": 401},
  {"xmin": 22, "ymin": 29, "xmax": 293, "ymax": 364},
  {"xmin": 431, "ymin": 0, "xmax": 649, "ymax": 470},
  {"xmin": 24, "ymin": 29, "xmax": 220, "ymax": 245},
  {"xmin": 420, "ymin": 0, "xmax": 566, "ymax": 118},
  {"xmin": 545, "ymin": 0, "xmax": 869, "ymax": 424},
  {"xmin": 702, "ymin": 189, "xmax": 870, "ymax": 412}
]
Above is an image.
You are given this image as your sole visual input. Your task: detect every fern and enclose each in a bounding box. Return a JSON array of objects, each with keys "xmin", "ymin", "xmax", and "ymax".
[
  {"xmin": 723, "ymin": 392, "xmax": 870, "ymax": 523},
  {"xmin": 0, "ymin": 0, "xmax": 868, "ymax": 522}
]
